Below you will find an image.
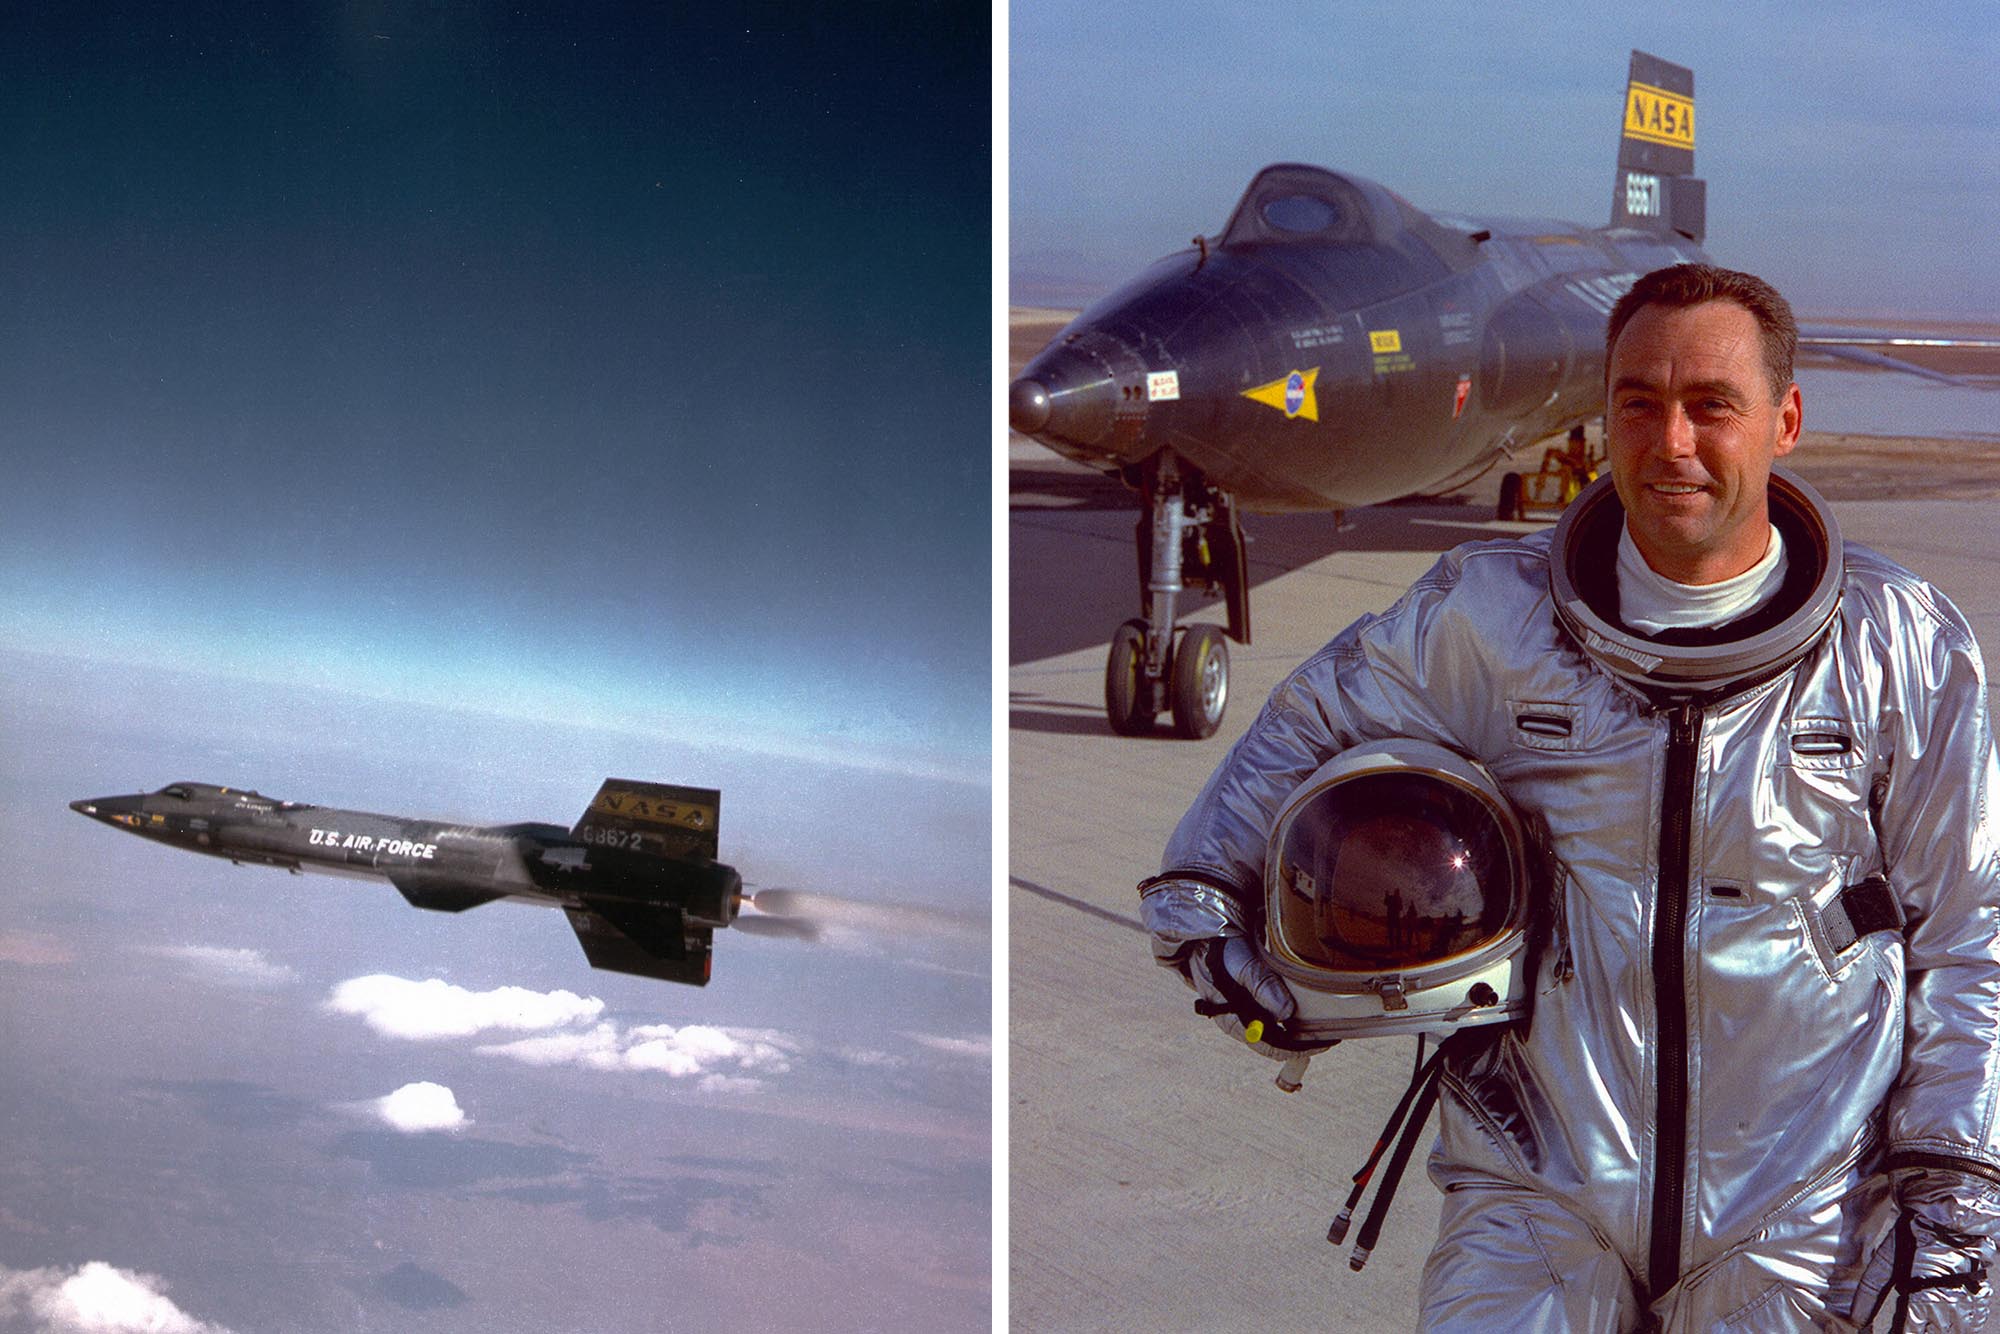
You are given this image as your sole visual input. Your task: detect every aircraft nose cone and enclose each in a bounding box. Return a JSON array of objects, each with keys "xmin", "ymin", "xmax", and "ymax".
[
  {"xmin": 1012, "ymin": 335, "xmax": 1138, "ymax": 451},
  {"xmin": 70, "ymin": 797, "xmax": 119, "ymax": 826},
  {"xmin": 71, "ymin": 794, "xmax": 139, "ymax": 824},
  {"xmin": 1009, "ymin": 377, "xmax": 1052, "ymax": 435}
]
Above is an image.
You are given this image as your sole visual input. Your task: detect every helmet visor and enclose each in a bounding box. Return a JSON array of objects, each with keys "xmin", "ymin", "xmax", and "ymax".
[{"xmin": 1272, "ymin": 771, "xmax": 1515, "ymax": 972}]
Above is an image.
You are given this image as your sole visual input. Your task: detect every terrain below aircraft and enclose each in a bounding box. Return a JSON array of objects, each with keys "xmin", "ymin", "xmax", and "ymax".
[
  {"xmin": 70, "ymin": 778, "xmax": 816, "ymax": 986},
  {"xmin": 1010, "ymin": 50, "xmax": 2000, "ymax": 739}
]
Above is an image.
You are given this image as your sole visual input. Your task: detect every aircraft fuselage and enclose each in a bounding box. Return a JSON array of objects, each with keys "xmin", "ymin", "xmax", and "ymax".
[
  {"xmin": 1015, "ymin": 165, "xmax": 1709, "ymax": 511},
  {"xmin": 72, "ymin": 780, "xmax": 741, "ymax": 985},
  {"xmin": 1006, "ymin": 44, "xmax": 1713, "ymax": 741}
]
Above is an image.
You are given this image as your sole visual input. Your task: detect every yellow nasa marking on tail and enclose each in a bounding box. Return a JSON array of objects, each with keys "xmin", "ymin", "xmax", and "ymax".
[
  {"xmin": 1241, "ymin": 367, "xmax": 1319, "ymax": 422},
  {"xmin": 575, "ymin": 780, "xmax": 722, "ymax": 861},
  {"xmin": 592, "ymin": 788, "xmax": 714, "ymax": 832},
  {"xmin": 1624, "ymin": 80, "xmax": 1694, "ymax": 150}
]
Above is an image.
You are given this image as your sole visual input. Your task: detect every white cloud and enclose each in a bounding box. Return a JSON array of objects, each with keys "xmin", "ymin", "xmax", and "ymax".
[
  {"xmin": 835, "ymin": 1047, "xmax": 909, "ymax": 1070},
  {"xmin": 479, "ymin": 1021, "xmax": 796, "ymax": 1084},
  {"xmin": 623, "ymin": 1024, "xmax": 793, "ymax": 1077},
  {"xmin": 469, "ymin": 1022, "xmax": 626, "ymax": 1071},
  {"xmin": 695, "ymin": 1074, "xmax": 766, "ymax": 1095},
  {"xmin": 621, "ymin": 1031, "xmax": 732, "ymax": 1076},
  {"xmin": 0, "ymin": 1260, "xmax": 233, "ymax": 1333},
  {"xmin": 139, "ymin": 946, "xmax": 295, "ymax": 989},
  {"xmin": 329, "ymin": 974, "xmax": 803, "ymax": 1094},
  {"xmin": 904, "ymin": 1033, "xmax": 990, "ymax": 1061},
  {"xmin": 372, "ymin": 1082, "xmax": 469, "ymax": 1134},
  {"xmin": 325, "ymin": 975, "xmax": 603, "ymax": 1040}
]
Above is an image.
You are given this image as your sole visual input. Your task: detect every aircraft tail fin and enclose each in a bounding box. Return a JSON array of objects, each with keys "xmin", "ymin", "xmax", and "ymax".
[
  {"xmin": 572, "ymin": 779, "xmax": 719, "ymax": 862},
  {"xmin": 1611, "ymin": 50, "xmax": 1705, "ymax": 243}
]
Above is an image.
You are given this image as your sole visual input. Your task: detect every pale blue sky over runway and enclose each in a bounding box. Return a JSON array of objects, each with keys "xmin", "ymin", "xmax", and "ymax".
[{"xmin": 1012, "ymin": 0, "xmax": 1998, "ymax": 320}]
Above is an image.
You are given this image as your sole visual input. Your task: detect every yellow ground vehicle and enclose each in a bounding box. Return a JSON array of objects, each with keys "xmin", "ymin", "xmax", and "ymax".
[{"xmin": 1496, "ymin": 425, "xmax": 1601, "ymax": 522}]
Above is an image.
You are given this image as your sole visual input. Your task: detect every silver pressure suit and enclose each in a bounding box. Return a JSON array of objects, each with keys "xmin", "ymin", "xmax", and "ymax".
[{"xmin": 1153, "ymin": 488, "xmax": 2000, "ymax": 1329}]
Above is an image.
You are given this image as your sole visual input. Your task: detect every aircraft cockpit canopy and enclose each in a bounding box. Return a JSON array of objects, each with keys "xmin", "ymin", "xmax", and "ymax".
[
  {"xmin": 1219, "ymin": 164, "xmax": 1412, "ymax": 249},
  {"xmin": 1258, "ymin": 190, "xmax": 1348, "ymax": 238},
  {"xmin": 1216, "ymin": 163, "xmax": 1480, "ymax": 276},
  {"xmin": 153, "ymin": 783, "xmax": 272, "ymax": 805}
]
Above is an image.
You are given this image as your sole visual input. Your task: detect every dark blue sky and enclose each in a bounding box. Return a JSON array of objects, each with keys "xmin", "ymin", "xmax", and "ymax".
[{"xmin": 1, "ymin": 2, "xmax": 989, "ymax": 774}]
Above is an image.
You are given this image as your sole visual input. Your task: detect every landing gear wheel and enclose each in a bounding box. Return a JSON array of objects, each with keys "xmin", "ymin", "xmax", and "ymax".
[
  {"xmin": 1496, "ymin": 471, "xmax": 1524, "ymax": 521},
  {"xmin": 1170, "ymin": 624, "xmax": 1229, "ymax": 740},
  {"xmin": 1105, "ymin": 619, "xmax": 1156, "ymax": 736}
]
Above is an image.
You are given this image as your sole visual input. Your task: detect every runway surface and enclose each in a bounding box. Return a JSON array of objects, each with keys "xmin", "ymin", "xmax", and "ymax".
[{"xmin": 1007, "ymin": 310, "xmax": 2000, "ymax": 1330}]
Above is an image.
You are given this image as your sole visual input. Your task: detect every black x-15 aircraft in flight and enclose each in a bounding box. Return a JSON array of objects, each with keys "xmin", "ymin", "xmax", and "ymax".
[
  {"xmin": 1010, "ymin": 49, "xmax": 1999, "ymax": 740},
  {"xmin": 71, "ymin": 777, "xmax": 803, "ymax": 986}
]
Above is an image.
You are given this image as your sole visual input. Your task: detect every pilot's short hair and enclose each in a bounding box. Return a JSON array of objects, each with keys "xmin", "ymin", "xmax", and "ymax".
[{"xmin": 1607, "ymin": 263, "xmax": 1797, "ymax": 401}]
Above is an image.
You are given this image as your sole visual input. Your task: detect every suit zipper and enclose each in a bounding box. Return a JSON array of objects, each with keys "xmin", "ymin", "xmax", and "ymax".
[{"xmin": 1647, "ymin": 700, "xmax": 1700, "ymax": 1302}]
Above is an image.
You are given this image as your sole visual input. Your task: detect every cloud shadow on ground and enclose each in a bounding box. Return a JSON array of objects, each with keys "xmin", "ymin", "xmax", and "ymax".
[
  {"xmin": 328, "ymin": 1130, "xmax": 592, "ymax": 1190},
  {"xmin": 136, "ymin": 1079, "xmax": 318, "ymax": 1133},
  {"xmin": 486, "ymin": 1171, "xmax": 771, "ymax": 1242},
  {"xmin": 373, "ymin": 1261, "xmax": 469, "ymax": 1313}
]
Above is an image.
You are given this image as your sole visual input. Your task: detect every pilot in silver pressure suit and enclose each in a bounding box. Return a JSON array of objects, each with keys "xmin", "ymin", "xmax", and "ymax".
[{"xmin": 1142, "ymin": 265, "xmax": 2000, "ymax": 1331}]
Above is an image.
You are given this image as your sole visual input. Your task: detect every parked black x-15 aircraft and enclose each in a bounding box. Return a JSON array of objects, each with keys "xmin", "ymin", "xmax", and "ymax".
[
  {"xmin": 70, "ymin": 777, "xmax": 812, "ymax": 986},
  {"xmin": 1010, "ymin": 50, "xmax": 1999, "ymax": 740}
]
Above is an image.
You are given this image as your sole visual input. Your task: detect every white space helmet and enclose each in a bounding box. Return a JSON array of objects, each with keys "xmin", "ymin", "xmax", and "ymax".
[{"xmin": 1263, "ymin": 739, "xmax": 1532, "ymax": 1041}]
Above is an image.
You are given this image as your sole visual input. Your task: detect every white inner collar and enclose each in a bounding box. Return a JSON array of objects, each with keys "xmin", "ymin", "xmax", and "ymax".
[{"xmin": 1617, "ymin": 522, "xmax": 1788, "ymax": 634}]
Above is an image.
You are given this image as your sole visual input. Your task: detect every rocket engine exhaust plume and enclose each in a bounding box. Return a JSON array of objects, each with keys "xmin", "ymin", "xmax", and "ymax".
[
  {"xmin": 743, "ymin": 888, "xmax": 985, "ymax": 951},
  {"xmin": 732, "ymin": 905, "xmax": 822, "ymax": 942}
]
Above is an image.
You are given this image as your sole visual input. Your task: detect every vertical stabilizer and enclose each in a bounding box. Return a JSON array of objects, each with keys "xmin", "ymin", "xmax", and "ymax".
[
  {"xmin": 1611, "ymin": 50, "xmax": 1705, "ymax": 243},
  {"xmin": 573, "ymin": 779, "xmax": 720, "ymax": 861}
]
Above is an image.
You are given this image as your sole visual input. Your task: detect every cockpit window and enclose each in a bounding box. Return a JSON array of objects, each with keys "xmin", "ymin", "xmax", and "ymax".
[
  {"xmin": 162, "ymin": 785, "xmax": 192, "ymax": 800},
  {"xmin": 1219, "ymin": 165, "xmax": 1400, "ymax": 250},
  {"xmin": 1261, "ymin": 193, "xmax": 1342, "ymax": 235}
]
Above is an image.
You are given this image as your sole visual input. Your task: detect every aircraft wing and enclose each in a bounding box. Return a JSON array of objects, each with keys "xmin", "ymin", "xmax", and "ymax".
[
  {"xmin": 1795, "ymin": 325, "xmax": 2000, "ymax": 386},
  {"xmin": 563, "ymin": 901, "xmax": 713, "ymax": 987},
  {"xmin": 389, "ymin": 871, "xmax": 508, "ymax": 913}
]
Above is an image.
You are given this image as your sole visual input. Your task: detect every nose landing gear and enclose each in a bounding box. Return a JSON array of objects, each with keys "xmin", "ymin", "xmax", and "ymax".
[{"xmin": 1104, "ymin": 453, "xmax": 1247, "ymax": 740}]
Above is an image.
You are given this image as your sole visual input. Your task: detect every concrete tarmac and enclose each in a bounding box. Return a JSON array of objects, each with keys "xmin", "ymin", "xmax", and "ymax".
[{"xmin": 1007, "ymin": 316, "xmax": 2000, "ymax": 1330}]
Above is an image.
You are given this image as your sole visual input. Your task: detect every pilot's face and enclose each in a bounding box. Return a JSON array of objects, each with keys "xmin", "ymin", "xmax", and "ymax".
[{"xmin": 1606, "ymin": 299, "xmax": 1801, "ymax": 585}]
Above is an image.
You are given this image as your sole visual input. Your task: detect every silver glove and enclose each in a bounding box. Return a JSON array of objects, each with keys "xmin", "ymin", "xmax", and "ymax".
[{"xmin": 1140, "ymin": 876, "xmax": 1317, "ymax": 1059}]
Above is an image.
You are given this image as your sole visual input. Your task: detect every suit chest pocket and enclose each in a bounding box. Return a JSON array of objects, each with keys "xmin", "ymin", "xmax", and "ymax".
[{"xmin": 1717, "ymin": 712, "xmax": 1882, "ymax": 905}]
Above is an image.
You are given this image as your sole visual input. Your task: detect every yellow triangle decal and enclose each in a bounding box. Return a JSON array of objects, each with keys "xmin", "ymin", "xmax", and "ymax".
[{"xmin": 1241, "ymin": 367, "xmax": 1319, "ymax": 421}]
